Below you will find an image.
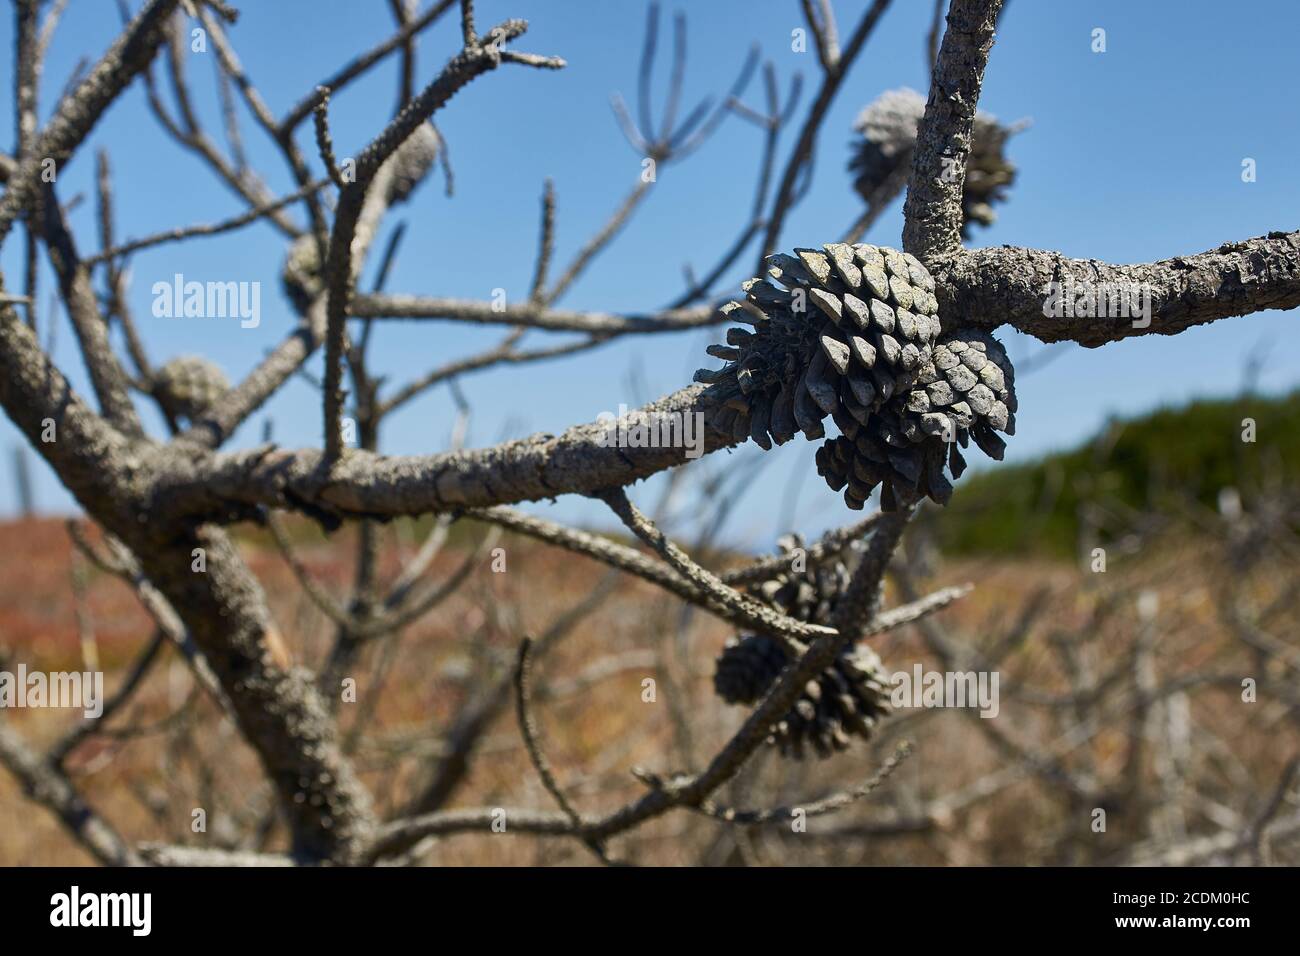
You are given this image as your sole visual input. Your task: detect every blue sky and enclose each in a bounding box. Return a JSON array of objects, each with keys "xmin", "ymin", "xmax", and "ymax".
[{"xmin": 2, "ymin": 0, "xmax": 1297, "ymax": 549}]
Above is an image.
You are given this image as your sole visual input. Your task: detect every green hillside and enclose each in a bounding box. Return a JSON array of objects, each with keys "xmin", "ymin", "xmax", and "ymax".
[{"xmin": 925, "ymin": 389, "xmax": 1300, "ymax": 557}]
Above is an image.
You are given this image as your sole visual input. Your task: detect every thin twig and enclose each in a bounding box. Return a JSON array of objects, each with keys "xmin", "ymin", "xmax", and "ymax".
[
  {"xmin": 596, "ymin": 487, "xmax": 830, "ymax": 652},
  {"xmin": 757, "ymin": 0, "xmax": 893, "ymax": 266},
  {"xmin": 514, "ymin": 637, "xmax": 582, "ymax": 827},
  {"xmin": 313, "ymin": 88, "xmax": 346, "ymax": 188},
  {"xmin": 86, "ymin": 178, "xmax": 330, "ymax": 265},
  {"xmin": 529, "ymin": 178, "xmax": 557, "ymax": 304},
  {"xmin": 691, "ymin": 740, "xmax": 914, "ymax": 824}
]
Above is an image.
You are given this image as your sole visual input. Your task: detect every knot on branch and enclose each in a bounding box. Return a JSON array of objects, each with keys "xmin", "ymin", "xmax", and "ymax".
[
  {"xmin": 153, "ymin": 354, "xmax": 230, "ymax": 424},
  {"xmin": 630, "ymin": 766, "xmax": 692, "ymax": 795}
]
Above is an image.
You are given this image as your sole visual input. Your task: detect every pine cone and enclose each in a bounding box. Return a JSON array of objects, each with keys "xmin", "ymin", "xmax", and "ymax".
[
  {"xmin": 695, "ymin": 243, "xmax": 941, "ymax": 449},
  {"xmin": 713, "ymin": 634, "xmax": 893, "ymax": 761},
  {"xmin": 962, "ymin": 115, "xmax": 1017, "ymax": 232},
  {"xmin": 850, "ymin": 88, "xmax": 1018, "ymax": 239},
  {"xmin": 711, "ymin": 536, "xmax": 892, "ymax": 760},
  {"xmin": 154, "ymin": 355, "xmax": 230, "ymax": 423},
  {"xmin": 849, "ymin": 88, "xmax": 924, "ymax": 199},
  {"xmin": 713, "ymin": 633, "xmax": 787, "ymax": 705},
  {"xmin": 817, "ymin": 328, "xmax": 1017, "ymax": 510},
  {"xmin": 774, "ymin": 643, "xmax": 893, "ymax": 760},
  {"xmin": 383, "ymin": 122, "xmax": 441, "ymax": 205},
  {"xmin": 751, "ymin": 533, "xmax": 852, "ymax": 624}
]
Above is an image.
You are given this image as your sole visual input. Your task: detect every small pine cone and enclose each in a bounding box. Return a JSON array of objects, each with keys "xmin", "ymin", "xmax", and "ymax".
[
  {"xmin": 850, "ymin": 88, "xmax": 1019, "ymax": 239},
  {"xmin": 712, "ymin": 634, "xmax": 893, "ymax": 761},
  {"xmin": 752, "ymin": 533, "xmax": 853, "ymax": 625},
  {"xmin": 772, "ymin": 644, "xmax": 893, "ymax": 760},
  {"xmin": 712, "ymin": 538, "xmax": 892, "ymax": 760},
  {"xmin": 962, "ymin": 113, "xmax": 1018, "ymax": 233},
  {"xmin": 383, "ymin": 122, "xmax": 441, "ymax": 205},
  {"xmin": 849, "ymin": 88, "xmax": 926, "ymax": 199},
  {"xmin": 282, "ymin": 234, "xmax": 322, "ymax": 315},
  {"xmin": 713, "ymin": 634, "xmax": 788, "ymax": 705},
  {"xmin": 695, "ymin": 243, "xmax": 940, "ymax": 450},
  {"xmin": 822, "ymin": 328, "xmax": 1017, "ymax": 511},
  {"xmin": 154, "ymin": 355, "xmax": 230, "ymax": 422}
]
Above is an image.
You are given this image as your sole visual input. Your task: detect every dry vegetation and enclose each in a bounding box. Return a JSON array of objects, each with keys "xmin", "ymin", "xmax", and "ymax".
[{"xmin": 4, "ymin": 482, "xmax": 1297, "ymax": 865}]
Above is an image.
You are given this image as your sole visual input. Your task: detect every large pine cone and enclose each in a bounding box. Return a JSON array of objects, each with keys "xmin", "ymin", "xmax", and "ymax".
[
  {"xmin": 695, "ymin": 243, "xmax": 941, "ymax": 449},
  {"xmin": 850, "ymin": 87, "xmax": 1018, "ymax": 238},
  {"xmin": 712, "ymin": 535, "xmax": 892, "ymax": 760},
  {"xmin": 154, "ymin": 355, "xmax": 230, "ymax": 423},
  {"xmin": 817, "ymin": 328, "xmax": 1017, "ymax": 510}
]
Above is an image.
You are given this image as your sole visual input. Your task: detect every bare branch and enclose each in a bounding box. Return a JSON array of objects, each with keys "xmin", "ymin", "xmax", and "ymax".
[
  {"xmin": 141, "ymin": 21, "xmax": 302, "ymax": 238},
  {"xmin": 312, "ymin": 88, "xmax": 346, "ymax": 188},
  {"xmin": 901, "ymin": 0, "xmax": 1003, "ymax": 262},
  {"xmin": 387, "ymin": 0, "xmax": 419, "ymax": 111},
  {"xmin": 404, "ymin": 575, "xmax": 621, "ymax": 815},
  {"xmin": 0, "ymin": 721, "xmax": 142, "ymax": 866},
  {"xmin": 377, "ymin": 333, "xmax": 606, "ymax": 417},
  {"xmin": 48, "ymin": 631, "xmax": 167, "ymax": 766},
  {"xmin": 165, "ymin": 385, "xmax": 739, "ymax": 521},
  {"xmin": 265, "ymin": 511, "xmax": 353, "ymax": 627},
  {"xmin": 320, "ymin": 18, "xmax": 563, "ymax": 461},
  {"xmin": 86, "ymin": 178, "xmax": 330, "ymax": 266},
  {"xmin": 137, "ymin": 844, "xmax": 294, "ymax": 866},
  {"xmin": 940, "ymin": 230, "xmax": 1300, "ymax": 347},
  {"xmin": 176, "ymin": 299, "xmax": 326, "ymax": 448},
  {"xmin": 514, "ymin": 638, "xmax": 583, "ymax": 828},
  {"xmin": 926, "ymin": 0, "xmax": 945, "ymax": 69},
  {"xmin": 14, "ymin": 2, "xmax": 41, "ymax": 161},
  {"xmin": 719, "ymin": 512, "xmax": 885, "ymax": 586},
  {"xmin": 279, "ymin": 0, "xmax": 460, "ymax": 133},
  {"xmin": 529, "ymin": 178, "xmax": 557, "ymax": 303},
  {"xmin": 353, "ymin": 293, "xmax": 720, "ymax": 334},
  {"xmin": 542, "ymin": 179, "xmax": 653, "ymax": 305},
  {"xmin": 690, "ymin": 740, "xmax": 913, "ymax": 824},
  {"xmin": 469, "ymin": 505, "xmax": 702, "ymax": 603},
  {"xmin": 0, "ymin": 0, "xmax": 183, "ymax": 246},
  {"xmin": 37, "ymin": 187, "xmax": 144, "ymax": 436},
  {"xmin": 799, "ymin": 0, "xmax": 841, "ymax": 73},
  {"xmin": 758, "ymin": 0, "xmax": 893, "ymax": 264},
  {"xmin": 65, "ymin": 524, "xmax": 228, "ymax": 705},
  {"xmin": 597, "ymin": 487, "xmax": 833, "ymax": 652}
]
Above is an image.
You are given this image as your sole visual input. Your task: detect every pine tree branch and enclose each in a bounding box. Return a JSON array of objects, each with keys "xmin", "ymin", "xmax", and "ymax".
[
  {"xmin": 902, "ymin": 0, "xmax": 1003, "ymax": 263},
  {"xmin": 939, "ymin": 230, "xmax": 1300, "ymax": 347}
]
